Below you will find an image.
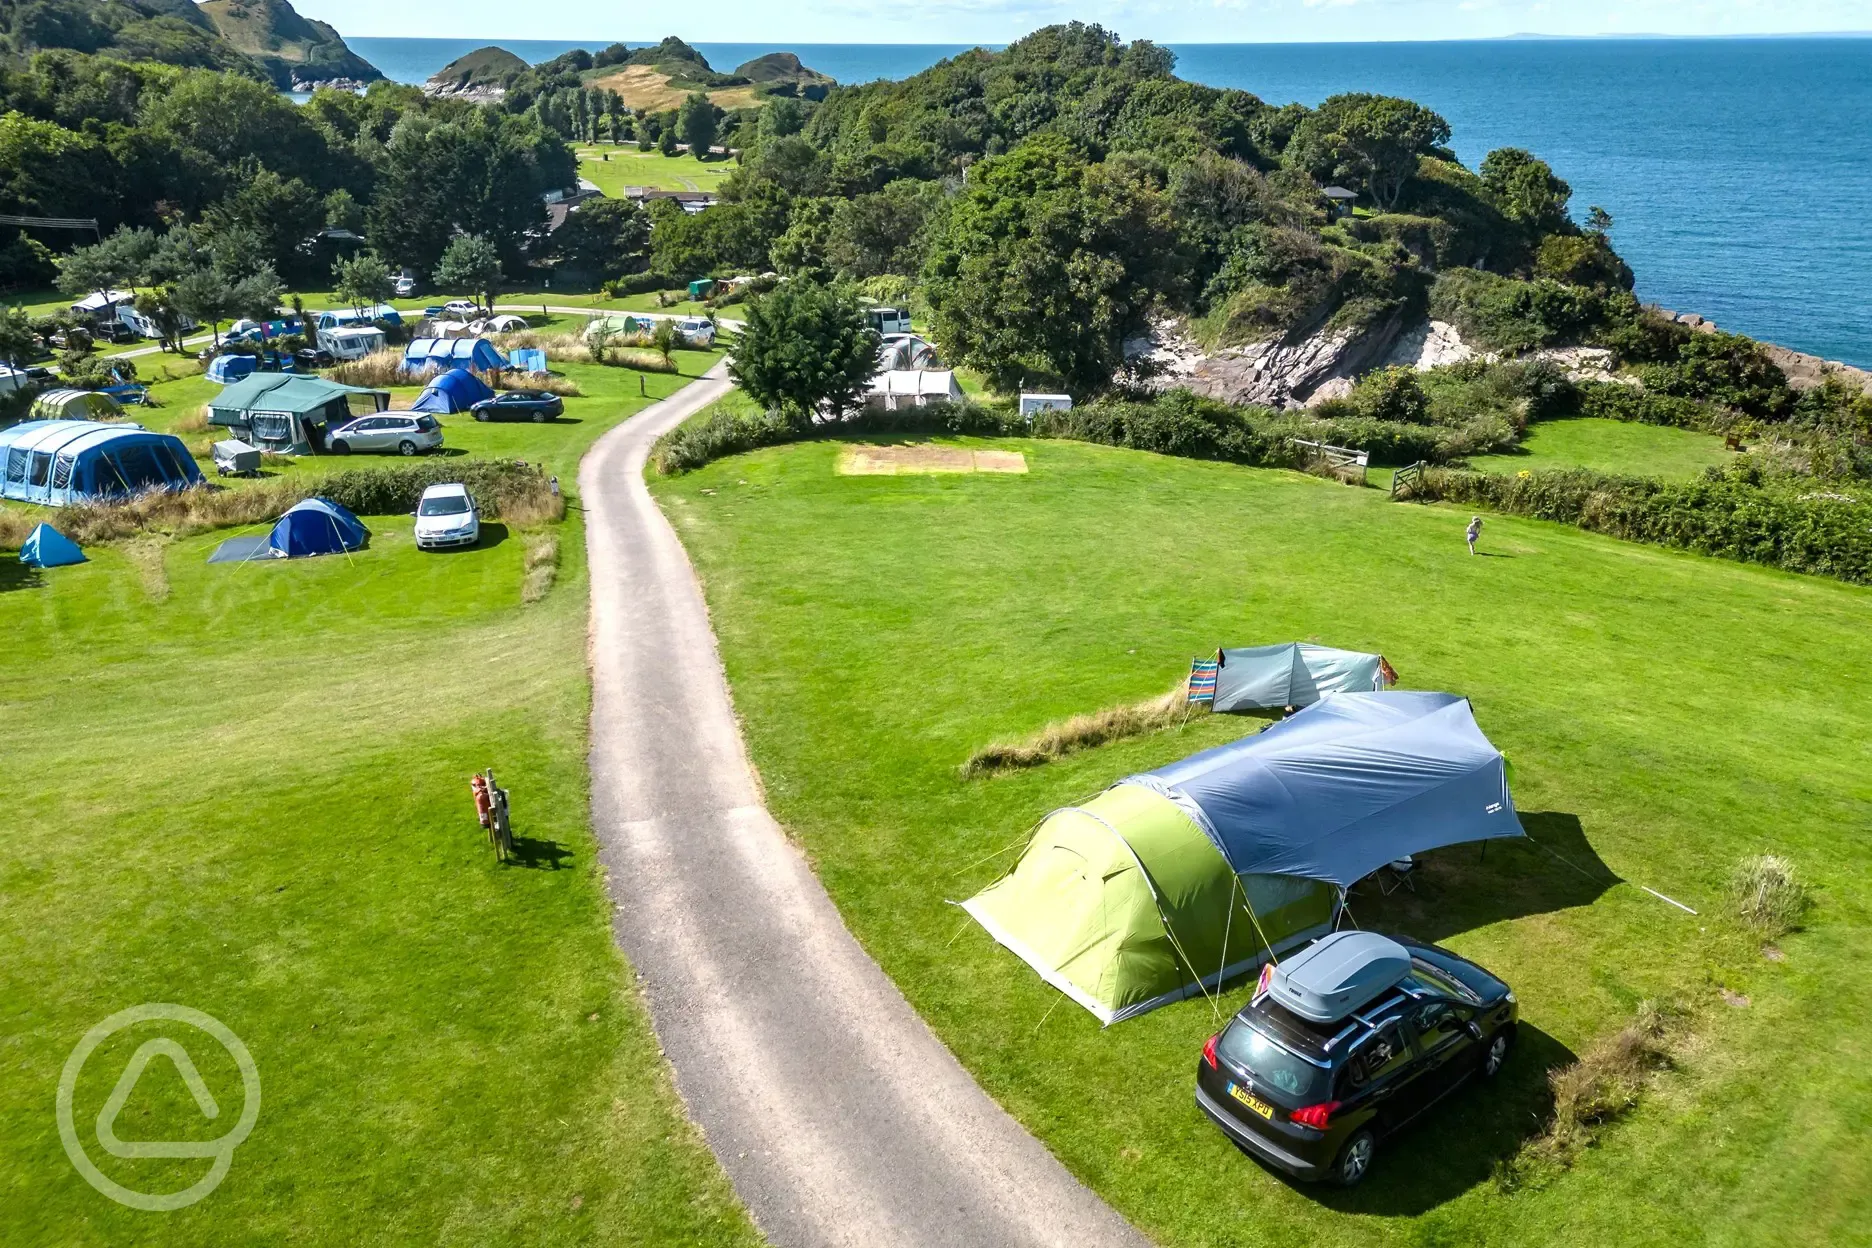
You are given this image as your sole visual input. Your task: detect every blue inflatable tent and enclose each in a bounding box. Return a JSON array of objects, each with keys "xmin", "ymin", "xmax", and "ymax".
[
  {"xmin": 20, "ymin": 523, "xmax": 86, "ymax": 568},
  {"xmin": 0, "ymin": 420, "xmax": 204, "ymax": 507},
  {"xmin": 410, "ymin": 368, "xmax": 495, "ymax": 413},
  {"xmin": 403, "ymin": 337, "xmax": 506, "ymax": 374},
  {"xmin": 1128, "ymin": 691, "xmax": 1525, "ymax": 888},
  {"xmin": 269, "ymin": 497, "xmax": 368, "ymax": 558},
  {"xmin": 206, "ymin": 353, "xmax": 259, "ymax": 384}
]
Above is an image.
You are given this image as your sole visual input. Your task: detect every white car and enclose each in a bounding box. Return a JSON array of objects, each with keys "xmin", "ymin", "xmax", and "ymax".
[
  {"xmin": 674, "ymin": 316, "xmax": 716, "ymax": 347},
  {"xmin": 442, "ymin": 299, "xmax": 479, "ymax": 318},
  {"xmin": 413, "ymin": 483, "xmax": 480, "ymax": 550},
  {"xmin": 393, "ymin": 272, "xmax": 418, "ymax": 297}
]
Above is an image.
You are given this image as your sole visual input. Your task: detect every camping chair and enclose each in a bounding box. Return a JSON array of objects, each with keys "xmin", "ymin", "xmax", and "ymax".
[
  {"xmin": 1186, "ymin": 658, "xmax": 1219, "ymax": 706},
  {"xmin": 1378, "ymin": 855, "xmax": 1417, "ymax": 895}
]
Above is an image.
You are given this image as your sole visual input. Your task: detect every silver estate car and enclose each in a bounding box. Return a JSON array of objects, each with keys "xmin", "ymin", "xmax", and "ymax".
[{"xmin": 328, "ymin": 413, "xmax": 443, "ymax": 456}]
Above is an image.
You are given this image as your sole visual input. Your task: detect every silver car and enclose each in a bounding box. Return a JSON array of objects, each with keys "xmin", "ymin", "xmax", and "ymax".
[
  {"xmin": 328, "ymin": 413, "xmax": 444, "ymax": 456},
  {"xmin": 413, "ymin": 483, "xmax": 480, "ymax": 550}
]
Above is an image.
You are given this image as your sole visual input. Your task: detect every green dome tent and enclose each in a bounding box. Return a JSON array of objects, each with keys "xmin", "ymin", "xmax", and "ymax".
[{"xmin": 962, "ymin": 784, "xmax": 1336, "ymax": 1025}]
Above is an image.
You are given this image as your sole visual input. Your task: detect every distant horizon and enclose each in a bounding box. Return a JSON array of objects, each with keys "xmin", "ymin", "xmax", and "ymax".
[{"xmin": 342, "ymin": 32, "xmax": 1872, "ymax": 49}]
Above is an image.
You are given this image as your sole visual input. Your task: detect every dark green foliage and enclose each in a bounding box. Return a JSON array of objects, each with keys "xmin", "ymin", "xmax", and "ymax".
[
  {"xmin": 1536, "ymin": 233, "xmax": 1634, "ymax": 291},
  {"xmin": 308, "ymin": 458, "xmax": 552, "ymax": 519},
  {"xmin": 550, "ymin": 197, "xmax": 651, "ymax": 280},
  {"xmin": 922, "ymin": 134, "xmax": 1180, "ymax": 394},
  {"xmin": 1410, "ymin": 466, "xmax": 1872, "ymax": 583},
  {"xmin": 1630, "ymin": 330, "xmax": 1791, "ymax": 420},
  {"xmin": 431, "ymin": 234, "xmax": 503, "ymax": 312},
  {"xmin": 1285, "ymin": 94, "xmax": 1451, "ymax": 210},
  {"xmin": 1479, "ymin": 147, "xmax": 1572, "ymax": 234},
  {"xmin": 678, "ymin": 92, "xmax": 718, "ymax": 157},
  {"xmin": 1428, "ymin": 267, "xmax": 1630, "ymax": 353},
  {"xmin": 653, "ymin": 399, "xmax": 1021, "ymax": 474},
  {"xmin": 1575, "ymin": 381, "xmax": 1720, "ymax": 431},
  {"xmin": 728, "ymin": 279, "xmax": 880, "ymax": 426}
]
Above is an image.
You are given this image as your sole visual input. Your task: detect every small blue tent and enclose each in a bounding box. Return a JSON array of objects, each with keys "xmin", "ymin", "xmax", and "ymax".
[
  {"xmin": 410, "ymin": 368, "xmax": 495, "ymax": 413},
  {"xmin": 403, "ymin": 337, "xmax": 506, "ymax": 374},
  {"xmin": 268, "ymin": 497, "xmax": 368, "ymax": 558},
  {"xmin": 206, "ymin": 353, "xmax": 259, "ymax": 384},
  {"xmin": 1127, "ymin": 691, "xmax": 1524, "ymax": 888},
  {"xmin": 20, "ymin": 523, "xmax": 86, "ymax": 568}
]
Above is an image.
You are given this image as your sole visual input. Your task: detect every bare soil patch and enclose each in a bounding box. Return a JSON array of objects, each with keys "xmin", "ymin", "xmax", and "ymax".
[{"xmin": 838, "ymin": 445, "xmax": 1029, "ymax": 476}]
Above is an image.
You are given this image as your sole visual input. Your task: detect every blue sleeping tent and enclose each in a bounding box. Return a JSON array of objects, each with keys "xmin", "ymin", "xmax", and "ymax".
[
  {"xmin": 1128, "ymin": 691, "xmax": 1525, "ymax": 888},
  {"xmin": 20, "ymin": 523, "xmax": 86, "ymax": 568},
  {"xmin": 206, "ymin": 353, "xmax": 259, "ymax": 384},
  {"xmin": 411, "ymin": 368, "xmax": 495, "ymax": 413},
  {"xmin": 403, "ymin": 337, "xmax": 506, "ymax": 374},
  {"xmin": 0, "ymin": 421, "xmax": 204, "ymax": 507},
  {"xmin": 269, "ymin": 497, "xmax": 368, "ymax": 558}
]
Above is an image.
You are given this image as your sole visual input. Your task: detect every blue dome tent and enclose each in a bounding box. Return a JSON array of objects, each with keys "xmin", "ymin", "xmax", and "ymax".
[
  {"xmin": 20, "ymin": 523, "xmax": 86, "ymax": 568},
  {"xmin": 207, "ymin": 353, "xmax": 259, "ymax": 384},
  {"xmin": 0, "ymin": 420, "xmax": 204, "ymax": 507},
  {"xmin": 410, "ymin": 368, "xmax": 495, "ymax": 413},
  {"xmin": 268, "ymin": 497, "xmax": 368, "ymax": 558},
  {"xmin": 402, "ymin": 337, "xmax": 506, "ymax": 374}
]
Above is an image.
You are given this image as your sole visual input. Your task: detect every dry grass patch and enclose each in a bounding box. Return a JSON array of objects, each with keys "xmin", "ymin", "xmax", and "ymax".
[
  {"xmin": 521, "ymin": 532, "xmax": 560, "ymax": 603},
  {"xmin": 173, "ymin": 410, "xmax": 210, "ymax": 434},
  {"xmin": 962, "ymin": 681, "xmax": 1203, "ymax": 777},
  {"xmin": 839, "ymin": 444, "xmax": 1028, "ymax": 476},
  {"xmin": 123, "ymin": 536, "xmax": 171, "ymax": 600},
  {"xmin": 588, "ymin": 65, "xmax": 759, "ymax": 112}
]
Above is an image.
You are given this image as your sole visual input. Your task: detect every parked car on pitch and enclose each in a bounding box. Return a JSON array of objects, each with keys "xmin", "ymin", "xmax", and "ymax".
[
  {"xmin": 442, "ymin": 299, "xmax": 479, "ymax": 318},
  {"xmin": 470, "ymin": 390, "xmax": 564, "ymax": 422},
  {"xmin": 413, "ymin": 483, "xmax": 479, "ymax": 549},
  {"xmin": 673, "ymin": 316, "xmax": 716, "ymax": 347},
  {"xmin": 1196, "ymin": 932, "xmax": 1517, "ymax": 1187},
  {"xmin": 328, "ymin": 412, "xmax": 444, "ymax": 456},
  {"xmin": 393, "ymin": 271, "xmax": 419, "ymax": 297}
]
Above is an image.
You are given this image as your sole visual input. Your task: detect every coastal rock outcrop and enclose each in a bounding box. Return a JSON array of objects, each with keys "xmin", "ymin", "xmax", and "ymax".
[{"xmin": 1128, "ymin": 311, "xmax": 1408, "ymax": 409}]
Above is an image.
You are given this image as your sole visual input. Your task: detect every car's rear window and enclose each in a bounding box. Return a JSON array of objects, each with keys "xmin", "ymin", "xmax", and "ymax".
[
  {"xmin": 415, "ymin": 416, "xmax": 440, "ymax": 432},
  {"xmin": 1216, "ymin": 1019, "xmax": 1331, "ymax": 1106},
  {"xmin": 419, "ymin": 495, "xmax": 470, "ymax": 516}
]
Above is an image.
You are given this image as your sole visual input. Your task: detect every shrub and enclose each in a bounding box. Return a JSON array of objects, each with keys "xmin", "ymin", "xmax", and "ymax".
[
  {"xmin": 962, "ymin": 682, "xmax": 1201, "ymax": 777},
  {"xmin": 653, "ymin": 399, "xmax": 1023, "ymax": 475},
  {"xmin": 1631, "ymin": 330, "xmax": 1792, "ymax": 422},
  {"xmin": 1729, "ymin": 854, "xmax": 1810, "ymax": 938},
  {"xmin": 1574, "ymin": 381, "xmax": 1719, "ymax": 431},
  {"xmin": 1428, "ymin": 268, "xmax": 1627, "ymax": 354}
]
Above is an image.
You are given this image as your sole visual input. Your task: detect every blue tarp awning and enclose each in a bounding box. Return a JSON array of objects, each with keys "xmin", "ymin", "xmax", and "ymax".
[
  {"xmin": 1214, "ymin": 642, "xmax": 1390, "ymax": 712},
  {"xmin": 410, "ymin": 368, "xmax": 494, "ymax": 413},
  {"xmin": 268, "ymin": 497, "xmax": 368, "ymax": 558},
  {"xmin": 1124, "ymin": 691, "xmax": 1524, "ymax": 888}
]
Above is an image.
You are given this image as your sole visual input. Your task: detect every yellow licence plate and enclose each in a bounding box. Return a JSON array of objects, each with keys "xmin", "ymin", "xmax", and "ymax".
[{"xmin": 1227, "ymin": 1083, "xmax": 1274, "ymax": 1120}]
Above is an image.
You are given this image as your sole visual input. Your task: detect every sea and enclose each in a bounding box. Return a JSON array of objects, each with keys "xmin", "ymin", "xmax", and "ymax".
[{"xmin": 349, "ymin": 36, "xmax": 1872, "ymax": 368}]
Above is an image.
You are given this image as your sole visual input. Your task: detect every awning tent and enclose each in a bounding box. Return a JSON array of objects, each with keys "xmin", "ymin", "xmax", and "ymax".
[
  {"xmin": 1213, "ymin": 642, "xmax": 1392, "ymax": 713},
  {"xmin": 965, "ymin": 691, "xmax": 1524, "ymax": 1023},
  {"xmin": 20, "ymin": 523, "xmax": 85, "ymax": 568},
  {"xmin": 269, "ymin": 497, "xmax": 368, "ymax": 558},
  {"xmin": 31, "ymin": 389, "xmax": 121, "ymax": 422},
  {"xmin": 0, "ymin": 420, "xmax": 203, "ymax": 506},
  {"xmin": 410, "ymin": 368, "xmax": 494, "ymax": 413},
  {"xmin": 206, "ymin": 374, "xmax": 389, "ymax": 455},
  {"xmin": 206, "ymin": 353, "xmax": 259, "ymax": 384},
  {"xmin": 403, "ymin": 337, "xmax": 506, "ymax": 374}
]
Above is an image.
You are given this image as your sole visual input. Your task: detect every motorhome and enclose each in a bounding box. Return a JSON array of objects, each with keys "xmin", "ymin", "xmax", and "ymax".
[{"xmin": 116, "ymin": 303, "xmax": 196, "ymax": 340}]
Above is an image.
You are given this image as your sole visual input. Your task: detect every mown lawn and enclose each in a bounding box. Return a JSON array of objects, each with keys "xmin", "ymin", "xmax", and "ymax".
[
  {"xmin": 0, "ymin": 392, "xmax": 758, "ymax": 1244},
  {"xmin": 651, "ymin": 435, "xmax": 1872, "ymax": 1247},
  {"xmin": 575, "ymin": 147, "xmax": 738, "ymax": 195},
  {"xmin": 1464, "ymin": 416, "xmax": 1735, "ymax": 479}
]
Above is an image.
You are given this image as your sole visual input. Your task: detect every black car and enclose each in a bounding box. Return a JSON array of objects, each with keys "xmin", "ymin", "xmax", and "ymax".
[
  {"xmin": 1196, "ymin": 933, "xmax": 1516, "ymax": 1187},
  {"xmin": 471, "ymin": 390, "xmax": 564, "ymax": 423}
]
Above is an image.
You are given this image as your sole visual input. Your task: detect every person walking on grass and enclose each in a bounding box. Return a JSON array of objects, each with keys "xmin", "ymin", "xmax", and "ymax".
[{"xmin": 1466, "ymin": 515, "xmax": 1483, "ymax": 556}]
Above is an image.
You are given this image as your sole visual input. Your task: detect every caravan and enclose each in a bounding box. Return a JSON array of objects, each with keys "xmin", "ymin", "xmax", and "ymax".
[
  {"xmin": 116, "ymin": 303, "xmax": 196, "ymax": 341},
  {"xmin": 316, "ymin": 325, "xmax": 387, "ymax": 361},
  {"xmin": 315, "ymin": 305, "xmax": 404, "ymax": 332}
]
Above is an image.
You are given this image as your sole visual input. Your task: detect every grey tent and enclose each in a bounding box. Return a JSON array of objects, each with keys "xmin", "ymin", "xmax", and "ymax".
[
  {"xmin": 1131, "ymin": 691, "xmax": 1524, "ymax": 888},
  {"xmin": 1213, "ymin": 642, "xmax": 1392, "ymax": 712}
]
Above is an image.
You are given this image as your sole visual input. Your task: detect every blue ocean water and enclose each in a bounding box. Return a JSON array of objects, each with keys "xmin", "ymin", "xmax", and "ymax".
[{"xmin": 348, "ymin": 36, "xmax": 1872, "ymax": 366}]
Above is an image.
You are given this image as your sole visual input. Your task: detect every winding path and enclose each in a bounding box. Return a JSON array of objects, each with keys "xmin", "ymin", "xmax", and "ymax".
[{"xmin": 581, "ymin": 367, "xmax": 1150, "ymax": 1248}]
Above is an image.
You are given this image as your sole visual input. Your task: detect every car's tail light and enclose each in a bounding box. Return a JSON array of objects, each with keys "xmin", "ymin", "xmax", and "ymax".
[
  {"xmin": 1202, "ymin": 1033, "xmax": 1219, "ymax": 1070},
  {"xmin": 1289, "ymin": 1100, "xmax": 1341, "ymax": 1130}
]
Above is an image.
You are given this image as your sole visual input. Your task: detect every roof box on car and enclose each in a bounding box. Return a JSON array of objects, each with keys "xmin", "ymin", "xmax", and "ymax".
[{"xmin": 1266, "ymin": 931, "xmax": 1411, "ymax": 1023}]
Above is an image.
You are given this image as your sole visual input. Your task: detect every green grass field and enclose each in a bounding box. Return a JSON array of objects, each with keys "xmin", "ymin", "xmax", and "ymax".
[
  {"xmin": 575, "ymin": 147, "xmax": 738, "ymax": 195},
  {"xmin": 651, "ymin": 435, "xmax": 1872, "ymax": 1247},
  {"xmin": 0, "ymin": 368, "xmax": 758, "ymax": 1244},
  {"xmin": 1465, "ymin": 417, "xmax": 1735, "ymax": 479}
]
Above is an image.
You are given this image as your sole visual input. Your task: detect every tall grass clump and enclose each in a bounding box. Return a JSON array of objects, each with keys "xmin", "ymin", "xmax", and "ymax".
[
  {"xmin": 521, "ymin": 532, "xmax": 559, "ymax": 603},
  {"xmin": 1729, "ymin": 854, "xmax": 1810, "ymax": 938},
  {"xmin": 962, "ymin": 681, "xmax": 1203, "ymax": 777},
  {"xmin": 491, "ymin": 371, "xmax": 582, "ymax": 397},
  {"xmin": 328, "ymin": 349, "xmax": 412, "ymax": 389},
  {"xmin": 1500, "ymin": 999, "xmax": 1689, "ymax": 1189}
]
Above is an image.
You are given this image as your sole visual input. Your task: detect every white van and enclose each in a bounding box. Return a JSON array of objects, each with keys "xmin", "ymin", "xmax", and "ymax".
[{"xmin": 864, "ymin": 306, "xmax": 911, "ymax": 336}]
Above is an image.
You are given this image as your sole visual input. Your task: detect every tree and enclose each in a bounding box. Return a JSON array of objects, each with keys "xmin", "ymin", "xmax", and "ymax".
[
  {"xmin": 1585, "ymin": 205, "xmax": 1614, "ymax": 236},
  {"xmin": 1480, "ymin": 147, "xmax": 1572, "ymax": 234},
  {"xmin": 55, "ymin": 226, "xmax": 157, "ymax": 301},
  {"xmin": 433, "ymin": 234, "xmax": 503, "ymax": 315},
  {"xmin": 657, "ymin": 123, "xmax": 679, "ymax": 158},
  {"xmin": 923, "ymin": 134, "xmax": 1180, "ymax": 395},
  {"xmin": 332, "ymin": 251, "xmax": 395, "ymax": 317},
  {"xmin": 0, "ymin": 304, "xmax": 37, "ymax": 367},
  {"xmin": 679, "ymin": 93, "xmax": 718, "ymax": 160},
  {"xmin": 1288, "ymin": 94, "xmax": 1450, "ymax": 211},
  {"xmin": 551, "ymin": 198, "xmax": 651, "ymax": 280},
  {"xmin": 728, "ymin": 280, "xmax": 879, "ymax": 428},
  {"xmin": 172, "ymin": 266, "xmax": 235, "ymax": 344},
  {"xmin": 132, "ymin": 287, "xmax": 190, "ymax": 353}
]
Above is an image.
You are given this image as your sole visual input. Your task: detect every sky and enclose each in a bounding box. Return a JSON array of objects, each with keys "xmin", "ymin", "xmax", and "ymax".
[{"xmin": 289, "ymin": 0, "xmax": 1872, "ymax": 44}]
